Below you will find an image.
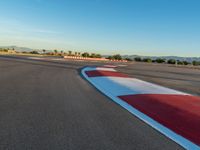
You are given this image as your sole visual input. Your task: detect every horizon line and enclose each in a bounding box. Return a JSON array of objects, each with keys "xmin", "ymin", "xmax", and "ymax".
[{"xmin": 0, "ymin": 45, "xmax": 200, "ymax": 58}]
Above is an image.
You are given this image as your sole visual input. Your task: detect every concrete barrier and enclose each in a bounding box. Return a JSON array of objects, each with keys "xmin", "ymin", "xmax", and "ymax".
[{"xmin": 63, "ymin": 56, "xmax": 128, "ymax": 62}]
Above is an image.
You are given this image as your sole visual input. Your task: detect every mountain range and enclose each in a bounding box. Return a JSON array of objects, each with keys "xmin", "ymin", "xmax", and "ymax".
[
  {"xmin": 0, "ymin": 46, "xmax": 33, "ymax": 52},
  {"xmin": 122, "ymin": 55, "xmax": 200, "ymax": 63}
]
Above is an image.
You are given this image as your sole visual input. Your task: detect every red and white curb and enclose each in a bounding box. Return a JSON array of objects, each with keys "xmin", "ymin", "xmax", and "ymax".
[{"xmin": 81, "ymin": 66, "xmax": 200, "ymax": 150}]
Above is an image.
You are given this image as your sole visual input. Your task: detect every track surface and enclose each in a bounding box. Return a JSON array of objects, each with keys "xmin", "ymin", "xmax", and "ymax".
[
  {"xmin": 0, "ymin": 56, "xmax": 185, "ymax": 150},
  {"xmin": 117, "ymin": 62, "xmax": 200, "ymax": 96}
]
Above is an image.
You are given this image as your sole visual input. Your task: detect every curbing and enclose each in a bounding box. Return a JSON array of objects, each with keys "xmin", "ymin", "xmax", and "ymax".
[{"xmin": 81, "ymin": 66, "xmax": 200, "ymax": 150}]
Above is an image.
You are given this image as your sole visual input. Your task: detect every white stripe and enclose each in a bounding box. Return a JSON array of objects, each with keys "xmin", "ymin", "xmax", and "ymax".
[
  {"xmin": 52, "ymin": 58, "xmax": 63, "ymax": 61},
  {"xmin": 117, "ymin": 65, "xmax": 127, "ymax": 67},
  {"xmin": 28, "ymin": 57, "xmax": 43, "ymax": 60},
  {"xmin": 103, "ymin": 65, "xmax": 117, "ymax": 68},
  {"xmin": 85, "ymin": 67, "xmax": 116, "ymax": 72},
  {"xmin": 89, "ymin": 77, "xmax": 188, "ymax": 96},
  {"xmin": 82, "ymin": 67, "xmax": 200, "ymax": 150}
]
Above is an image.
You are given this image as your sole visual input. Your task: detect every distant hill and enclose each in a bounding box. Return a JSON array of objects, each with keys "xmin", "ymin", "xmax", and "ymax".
[
  {"xmin": 122, "ymin": 55, "xmax": 200, "ymax": 63},
  {"xmin": 0, "ymin": 46, "xmax": 33, "ymax": 52},
  {"xmin": 0, "ymin": 46, "xmax": 56, "ymax": 53}
]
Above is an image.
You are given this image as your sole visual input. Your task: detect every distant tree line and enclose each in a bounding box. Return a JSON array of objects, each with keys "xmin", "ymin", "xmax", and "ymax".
[
  {"xmin": 107, "ymin": 54, "xmax": 122, "ymax": 60},
  {"xmin": 0, "ymin": 48, "xmax": 15, "ymax": 52},
  {"xmin": 0, "ymin": 49, "xmax": 9, "ymax": 52},
  {"xmin": 20, "ymin": 49, "xmax": 102, "ymax": 58},
  {"xmin": 1, "ymin": 48, "xmax": 200, "ymax": 66},
  {"xmin": 81, "ymin": 52, "xmax": 102, "ymax": 58},
  {"xmin": 134, "ymin": 57, "xmax": 200, "ymax": 66},
  {"xmin": 106, "ymin": 54, "xmax": 135, "ymax": 61},
  {"xmin": 42, "ymin": 50, "xmax": 103, "ymax": 58}
]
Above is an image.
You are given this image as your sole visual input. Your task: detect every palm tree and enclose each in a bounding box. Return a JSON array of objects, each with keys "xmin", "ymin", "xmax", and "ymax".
[
  {"xmin": 82, "ymin": 52, "xmax": 90, "ymax": 57},
  {"xmin": 43, "ymin": 49, "xmax": 46, "ymax": 54},
  {"xmin": 54, "ymin": 50, "xmax": 58, "ymax": 55},
  {"xmin": 68, "ymin": 51, "xmax": 72, "ymax": 56}
]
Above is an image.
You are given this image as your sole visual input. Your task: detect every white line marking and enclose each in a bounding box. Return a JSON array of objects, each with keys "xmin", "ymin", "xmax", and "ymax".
[
  {"xmin": 89, "ymin": 77, "xmax": 187, "ymax": 97},
  {"xmin": 28, "ymin": 57, "xmax": 44, "ymax": 60},
  {"xmin": 85, "ymin": 67, "xmax": 116, "ymax": 72}
]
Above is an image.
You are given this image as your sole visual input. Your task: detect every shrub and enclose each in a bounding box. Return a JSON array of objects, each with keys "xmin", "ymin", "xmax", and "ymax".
[
  {"xmin": 143, "ymin": 58, "xmax": 152, "ymax": 63},
  {"xmin": 134, "ymin": 57, "xmax": 142, "ymax": 62},
  {"xmin": 125, "ymin": 58, "xmax": 132, "ymax": 61},
  {"xmin": 107, "ymin": 56, "xmax": 115, "ymax": 60},
  {"xmin": 177, "ymin": 61, "xmax": 184, "ymax": 65},
  {"xmin": 167, "ymin": 59, "xmax": 176, "ymax": 64},
  {"xmin": 113, "ymin": 54, "xmax": 122, "ymax": 60},
  {"xmin": 155, "ymin": 58, "xmax": 165, "ymax": 63},
  {"xmin": 182, "ymin": 61, "xmax": 190, "ymax": 65},
  {"xmin": 192, "ymin": 61, "xmax": 200, "ymax": 66},
  {"xmin": 90, "ymin": 53, "xmax": 102, "ymax": 58},
  {"xmin": 95, "ymin": 54, "xmax": 102, "ymax": 58},
  {"xmin": 82, "ymin": 52, "xmax": 90, "ymax": 57},
  {"xmin": 30, "ymin": 51, "xmax": 39, "ymax": 54}
]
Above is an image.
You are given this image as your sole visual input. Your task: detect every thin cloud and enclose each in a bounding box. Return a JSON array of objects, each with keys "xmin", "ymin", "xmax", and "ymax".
[
  {"xmin": 24, "ymin": 28, "xmax": 60, "ymax": 34},
  {"xmin": 0, "ymin": 18, "xmax": 60, "ymax": 35}
]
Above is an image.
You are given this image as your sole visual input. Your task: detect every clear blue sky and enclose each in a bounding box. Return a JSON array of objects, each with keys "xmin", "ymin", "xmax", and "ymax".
[{"xmin": 0, "ymin": 0, "xmax": 200, "ymax": 56}]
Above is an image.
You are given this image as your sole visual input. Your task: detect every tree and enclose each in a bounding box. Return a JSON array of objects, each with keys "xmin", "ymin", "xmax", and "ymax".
[
  {"xmin": 183, "ymin": 61, "xmax": 190, "ymax": 65},
  {"xmin": 95, "ymin": 54, "xmax": 102, "ymax": 58},
  {"xmin": 177, "ymin": 61, "xmax": 184, "ymax": 65},
  {"xmin": 192, "ymin": 61, "xmax": 200, "ymax": 66},
  {"xmin": 107, "ymin": 56, "xmax": 114, "ymax": 60},
  {"xmin": 143, "ymin": 58, "xmax": 152, "ymax": 63},
  {"xmin": 30, "ymin": 51, "xmax": 39, "ymax": 54},
  {"xmin": 68, "ymin": 51, "xmax": 72, "ymax": 56},
  {"xmin": 113, "ymin": 54, "xmax": 122, "ymax": 60},
  {"xmin": 89, "ymin": 53, "xmax": 102, "ymax": 58},
  {"xmin": 54, "ymin": 49, "xmax": 58, "ymax": 54},
  {"xmin": 167, "ymin": 59, "xmax": 176, "ymax": 64},
  {"xmin": 90, "ymin": 53, "xmax": 96, "ymax": 58},
  {"xmin": 82, "ymin": 52, "xmax": 90, "ymax": 57},
  {"xmin": 42, "ymin": 49, "xmax": 46, "ymax": 54},
  {"xmin": 134, "ymin": 57, "xmax": 142, "ymax": 62},
  {"xmin": 155, "ymin": 58, "xmax": 165, "ymax": 63},
  {"xmin": 125, "ymin": 58, "xmax": 132, "ymax": 61}
]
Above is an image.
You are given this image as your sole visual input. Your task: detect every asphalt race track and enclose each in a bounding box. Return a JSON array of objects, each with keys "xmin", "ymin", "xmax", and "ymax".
[{"xmin": 0, "ymin": 55, "xmax": 186, "ymax": 150}]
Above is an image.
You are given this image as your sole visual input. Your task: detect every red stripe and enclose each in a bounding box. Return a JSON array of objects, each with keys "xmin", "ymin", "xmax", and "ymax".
[
  {"xmin": 85, "ymin": 70, "xmax": 129, "ymax": 77},
  {"xmin": 118, "ymin": 94, "xmax": 200, "ymax": 146}
]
